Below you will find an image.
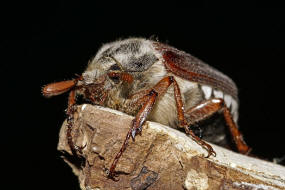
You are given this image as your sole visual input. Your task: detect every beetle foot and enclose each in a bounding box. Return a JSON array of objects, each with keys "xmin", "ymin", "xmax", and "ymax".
[
  {"xmin": 187, "ymin": 130, "xmax": 216, "ymax": 158},
  {"xmin": 106, "ymin": 169, "xmax": 120, "ymax": 181},
  {"xmin": 203, "ymin": 142, "xmax": 216, "ymax": 158}
]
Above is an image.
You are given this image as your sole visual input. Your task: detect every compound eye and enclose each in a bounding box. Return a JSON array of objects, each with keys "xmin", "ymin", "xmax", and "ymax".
[{"xmin": 109, "ymin": 64, "xmax": 121, "ymax": 71}]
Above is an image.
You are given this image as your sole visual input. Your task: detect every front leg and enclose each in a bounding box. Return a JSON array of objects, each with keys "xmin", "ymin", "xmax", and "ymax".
[
  {"xmin": 108, "ymin": 76, "xmax": 174, "ymax": 179},
  {"xmin": 66, "ymin": 89, "xmax": 85, "ymax": 156},
  {"xmin": 108, "ymin": 90, "xmax": 158, "ymax": 179}
]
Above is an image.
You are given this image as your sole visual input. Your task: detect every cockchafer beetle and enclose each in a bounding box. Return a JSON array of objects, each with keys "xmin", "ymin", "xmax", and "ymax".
[{"xmin": 42, "ymin": 38, "xmax": 251, "ymax": 179}]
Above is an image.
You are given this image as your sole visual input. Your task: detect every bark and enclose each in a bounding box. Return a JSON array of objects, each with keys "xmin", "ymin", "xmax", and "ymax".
[{"xmin": 58, "ymin": 104, "xmax": 285, "ymax": 190}]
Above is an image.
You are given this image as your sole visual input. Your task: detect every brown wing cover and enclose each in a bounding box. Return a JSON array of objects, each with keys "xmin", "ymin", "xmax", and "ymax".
[{"xmin": 153, "ymin": 42, "xmax": 238, "ymax": 100}]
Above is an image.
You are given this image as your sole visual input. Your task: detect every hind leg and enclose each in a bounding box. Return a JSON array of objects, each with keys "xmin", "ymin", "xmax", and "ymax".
[{"xmin": 185, "ymin": 98, "xmax": 251, "ymax": 154}]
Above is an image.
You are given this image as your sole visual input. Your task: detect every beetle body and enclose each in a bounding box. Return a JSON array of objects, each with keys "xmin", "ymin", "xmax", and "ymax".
[
  {"xmin": 79, "ymin": 38, "xmax": 238, "ymax": 143},
  {"xmin": 42, "ymin": 38, "xmax": 249, "ymax": 179}
]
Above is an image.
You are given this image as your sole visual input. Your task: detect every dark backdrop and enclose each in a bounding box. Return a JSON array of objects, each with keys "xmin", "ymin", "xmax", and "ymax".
[{"xmin": 2, "ymin": 1, "xmax": 284, "ymax": 189}]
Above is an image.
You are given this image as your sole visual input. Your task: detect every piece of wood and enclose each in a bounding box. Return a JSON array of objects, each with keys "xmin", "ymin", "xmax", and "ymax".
[{"xmin": 57, "ymin": 104, "xmax": 285, "ymax": 190}]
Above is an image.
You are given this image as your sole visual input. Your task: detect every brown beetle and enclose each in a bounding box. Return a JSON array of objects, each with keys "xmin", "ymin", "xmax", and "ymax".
[{"xmin": 42, "ymin": 38, "xmax": 251, "ymax": 179}]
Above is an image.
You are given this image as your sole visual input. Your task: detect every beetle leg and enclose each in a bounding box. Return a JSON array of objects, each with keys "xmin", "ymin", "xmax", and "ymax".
[
  {"xmin": 223, "ymin": 104, "xmax": 251, "ymax": 154},
  {"xmin": 42, "ymin": 75, "xmax": 85, "ymax": 156},
  {"xmin": 185, "ymin": 98, "xmax": 251, "ymax": 154},
  {"xmin": 172, "ymin": 79, "xmax": 216, "ymax": 158},
  {"xmin": 108, "ymin": 76, "xmax": 175, "ymax": 179},
  {"xmin": 66, "ymin": 88, "xmax": 86, "ymax": 156},
  {"xmin": 108, "ymin": 90, "xmax": 158, "ymax": 180},
  {"xmin": 66, "ymin": 90, "xmax": 81, "ymax": 155}
]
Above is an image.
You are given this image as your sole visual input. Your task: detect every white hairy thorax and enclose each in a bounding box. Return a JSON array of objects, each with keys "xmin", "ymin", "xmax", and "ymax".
[{"xmin": 82, "ymin": 38, "xmax": 239, "ymax": 129}]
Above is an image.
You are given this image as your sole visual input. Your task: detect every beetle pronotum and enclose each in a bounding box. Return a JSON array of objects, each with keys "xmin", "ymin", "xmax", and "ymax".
[{"xmin": 42, "ymin": 38, "xmax": 251, "ymax": 179}]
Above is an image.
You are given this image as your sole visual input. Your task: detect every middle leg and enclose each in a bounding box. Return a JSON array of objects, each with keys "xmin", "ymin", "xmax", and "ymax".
[
  {"xmin": 184, "ymin": 98, "xmax": 251, "ymax": 154},
  {"xmin": 171, "ymin": 79, "xmax": 216, "ymax": 157}
]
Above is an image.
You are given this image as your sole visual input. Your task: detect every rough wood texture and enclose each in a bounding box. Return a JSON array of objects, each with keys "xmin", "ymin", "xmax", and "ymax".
[{"xmin": 58, "ymin": 104, "xmax": 285, "ymax": 190}]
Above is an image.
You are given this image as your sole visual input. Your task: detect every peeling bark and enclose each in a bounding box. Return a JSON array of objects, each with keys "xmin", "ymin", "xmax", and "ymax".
[{"xmin": 57, "ymin": 104, "xmax": 285, "ymax": 190}]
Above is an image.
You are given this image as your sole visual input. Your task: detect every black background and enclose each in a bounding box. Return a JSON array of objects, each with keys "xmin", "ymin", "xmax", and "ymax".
[{"xmin": 2, "ymin": 1, "xmax": 284, "ymax": 189}]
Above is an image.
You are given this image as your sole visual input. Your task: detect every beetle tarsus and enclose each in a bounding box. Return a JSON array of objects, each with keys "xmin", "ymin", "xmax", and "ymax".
[
  {"xmin": 204, "ymin": 143, "xmax": 216, "ymax": 158},
  {"xmin": 107, "ymin": 169, "xmax": 120, "ymax": 181}
]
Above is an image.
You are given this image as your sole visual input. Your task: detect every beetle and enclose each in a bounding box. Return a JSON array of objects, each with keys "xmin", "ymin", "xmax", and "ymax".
[{"xmin": 42, "ymin": 38, "xmax": 251, "ymax": 179}]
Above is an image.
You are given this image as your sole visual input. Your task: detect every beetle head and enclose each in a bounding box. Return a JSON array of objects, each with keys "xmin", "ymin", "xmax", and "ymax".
[
  {"xmin": 78, "ymin": 39, "xmax": 161, "ymax": 103},
  {"xmin": 82, "ymin": 39, "xmax": 159, "ymax": 85},
  {"xmin": 43, "ymin": 38, "xmax": 161, "ymax": 106}
]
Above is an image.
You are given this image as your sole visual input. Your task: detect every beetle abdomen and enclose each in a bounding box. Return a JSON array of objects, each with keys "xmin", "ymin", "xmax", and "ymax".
[{"xmin": 200, "ymin": 84, "xmax": 238, "ymax": 122}]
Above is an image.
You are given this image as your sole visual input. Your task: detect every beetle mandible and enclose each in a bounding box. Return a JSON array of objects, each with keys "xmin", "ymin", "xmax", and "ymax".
[{"xmin": 42, "ymin": 38, "xmax": 251, "ymax": 179}]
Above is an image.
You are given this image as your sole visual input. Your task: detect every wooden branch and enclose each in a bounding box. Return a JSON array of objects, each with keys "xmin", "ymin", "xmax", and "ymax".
[{"xmin": 57, "ymin": 104, "xmax": 285, "ymax": 190}]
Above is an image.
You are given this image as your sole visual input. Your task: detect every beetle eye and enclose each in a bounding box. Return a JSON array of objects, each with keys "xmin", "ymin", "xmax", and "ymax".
[{"xmin": 109, "ymin": 64, "xmax": 121, "ymax": 71}]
